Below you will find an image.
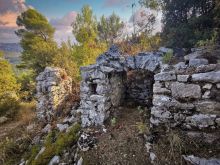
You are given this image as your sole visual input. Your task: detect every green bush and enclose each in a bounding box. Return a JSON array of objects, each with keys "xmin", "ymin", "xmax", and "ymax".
[{"xmin": 162, "ymin": 50, "xmax": 173, "ymax": 64}]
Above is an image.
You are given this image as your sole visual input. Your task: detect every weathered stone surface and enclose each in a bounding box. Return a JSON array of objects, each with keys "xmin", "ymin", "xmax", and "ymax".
[
  {"xmin": 151, "ymin": 106, "xmax": 172, "ymax": 119},
  {"xmin": 57, "ymin": 124, "xmax": 69, "ymax": 132},
  {"xmin": 183, "ymin": 155, "xmax": 220, "ymax": 165},
  {"xmin": 125, "ymin": 56, "xmax": 135, "ymax": 69},
  {"xmin": 171, "ymin": 82, "xmax": 201, "ymax": 100},
  {"xmin": 202, "ymin": 90, "xmax": 211, "ymax": 99},
  {"xmin": 36, "ymin": 67, "xmax": 72, "ymax": 122},
  {"xmin": 189, "ymin": 58, "xmax": 209, "ymax": 67},
  {"xmin": 192, "ymin": 71, "xmax": 220, "ymax": 83},
  {"xmin": 184, "ymin": 50, "xmax": 204, "ymax": 61},
  {"xmin": 216, "ymin": 118, "xmax": 220, "ymax": 126},
  {"xmin": 186, "ymin": 132, "xmax": 220, "ymax": 144},
  {"xmin": 185, "ymin": 114, "xmax": 216, "ymax": 128},
  {"xmin": 174, "ymin": 62, "xmax": 187, "ymax": 73},
  {"xmin": 153, "ymin": 86, "xmax": 171, "ymax": 95},
  {"xmin": 159, "ymin": 47, "xmax": 173, "ymax": 53},
  {"xmin": 196, "ymin": 64, "xmax": 217, "ymax": 73},
  {"xmin": 135, "ymin": 53, "xmax": 161, "ymax": 72},
  {"xmin": 154, "ymin": 71, "xmax": 176, "ymax": 81},
  {"xmin": 202, "ymin": 84, "xmax": 212, "ymax": 90},
  {"xmin": 48, "ymin": 156, "xmax": 60, "ymax": 165},
  {"xmin": 216, "ymin": 83, "xmax": 220, "ymax": 89},
  {"xmin": 177, "ymin": 75, "xmax": 189, "ymax": 82},
  {"xmin": 196, "ymin": 101, "xmax": 220, "ymax": 115}
]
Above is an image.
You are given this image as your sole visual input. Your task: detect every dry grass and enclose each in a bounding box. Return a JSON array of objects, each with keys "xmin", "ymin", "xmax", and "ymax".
[{"xmin": 17, "ymin": 101, "xmax": 36, "ymax": 125}]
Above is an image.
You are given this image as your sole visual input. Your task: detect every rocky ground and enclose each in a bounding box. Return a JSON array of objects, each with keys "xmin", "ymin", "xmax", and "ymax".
[{"xmin": 80, "ymin": 105, "xmax": 151, "ymax": 165}]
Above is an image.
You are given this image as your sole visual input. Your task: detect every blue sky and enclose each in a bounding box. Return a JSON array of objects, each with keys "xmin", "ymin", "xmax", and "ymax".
[
  {"xmin": 0, "ymin": 0, "xmax": 140, "ymax": 43},
  {"xmin": 26, "ymin": 0, "xmax": 135, "ymax": 20}
]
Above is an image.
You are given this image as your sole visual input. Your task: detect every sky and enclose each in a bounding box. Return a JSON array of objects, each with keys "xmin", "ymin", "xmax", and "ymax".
[{"xmin": 0, "ymin": 0, "xmax": 162, "ymax": 44}]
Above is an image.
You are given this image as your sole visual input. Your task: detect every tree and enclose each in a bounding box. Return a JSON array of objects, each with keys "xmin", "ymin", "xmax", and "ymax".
[
  {"xmin": 72, "ymin": 5, "xmax": 97, "ymax": 43},
  {"xmin": 71, "ymin": 5, "xmax": 107, "ymax": 75},
  {"xmin": 97, "ymin": 13, "xmax": 124, "ymax": 44},
  {"xmin": 0, "ymin": 52, "xmax": 20, "ymax": 116},
  {"xmin": 16, "ymin": 9, "xmax": 59, "ymax": 74}
]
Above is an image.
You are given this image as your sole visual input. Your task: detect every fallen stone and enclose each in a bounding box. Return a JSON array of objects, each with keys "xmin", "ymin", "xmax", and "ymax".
[
  {"xmin": 154, "ymin": 71, "xmax": 176, "ymax": 81},
  {"xmin": 77, "ymin": 157, "xmax": 83, "ymax": 165},
  {"xmin": 48, "ymin": 155, "xmax": 60, "ymax": 165},
  {"xmin": 183, "ymin": 155, "xmax": 220, "ymax": 165},
  {"xmin": 57, "ymin": 124, "xmax": 69, "ymax": 132},
  {"xmin": 192, "ymin": 71, "xmax": 220, "ymax": 83},
  {"xmin": 78, "ymin": 133, "xmax": 97, "ymax": 151},
  {"xmin": 189, "ymin": 58, "xmax": 208, "ymax": 67},
  {"xmin": 171, "ymin": 82, "xmax": 201, "ymax": 100}
]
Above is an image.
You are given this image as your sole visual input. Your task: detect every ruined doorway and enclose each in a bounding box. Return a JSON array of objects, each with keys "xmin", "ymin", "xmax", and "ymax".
[{"xmin": 124, "ymin": 70, "xmax": 154, "ymax": 107}]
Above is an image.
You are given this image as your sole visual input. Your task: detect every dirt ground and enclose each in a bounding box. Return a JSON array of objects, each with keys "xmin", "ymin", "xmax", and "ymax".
[{"xmin": 81, "ymin": 106, "xmax": 151, "ymax": 165}]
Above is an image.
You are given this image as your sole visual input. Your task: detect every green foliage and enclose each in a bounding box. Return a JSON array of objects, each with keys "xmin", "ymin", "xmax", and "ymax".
[
  {"xmin": 162, "ymin": 50, "xmax": 173, "ymax": 64},
  {"xmin": 98, "ymin": 13, "xmax": 124, "ymax": 44},
  {"xmin": 0, "ymin": 54, "xmax": 20, "ymax": 117},
  {"xmin": 28, "ymin": 123, "xmax": 81, "ymax": 165},
  {"xmin": 16, "ymin": 9, "xmax": 58, "ymax": 74},
  {"xmin": 72, "ymin": 5, "xmax": 97, "ymax": 43},
  {"xmin": 160, "ymin": 0, "xmax": 218, "ymax": 48},
  {"xmin": 52, "ymin": 42, "xmax": 79, "ymax": 82},
  {"xmin": 111, "ymin": 117, "xmax": 117, "ymax": 127},
  {"xmin": 136, "ymin": 122, "xmax": 149, "ymax": 134},
  {"xmin": 17, "ymin": 70, "xmax": 36, "ymax": 101}
]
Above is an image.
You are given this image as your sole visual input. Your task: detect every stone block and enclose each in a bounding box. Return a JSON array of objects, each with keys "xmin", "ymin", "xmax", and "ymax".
[
  {"xmin": 177, "ymin": 75, "xmax": 189, "ymax": 82},
  {"xmin": 171, "ymin": 82, "xmax": 201, "ymax": 100},
  {"xmin": 154, "ymin": 71, "xmax": 176, "ymax": 81},
  {"xmin": 189, "ymin": 58, "xmax": 208, "ymax": 67},
  {"xmin": 185, "ymin": 114, "xmax": 216, "ymax": 128},
  {"xmin": 192, "ymin": 71, "xmax": 220, "ymax": 83}
]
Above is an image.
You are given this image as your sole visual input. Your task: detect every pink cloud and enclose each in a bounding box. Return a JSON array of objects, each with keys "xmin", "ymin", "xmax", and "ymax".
[{"xmin": 50, "ymin": 11, "xmax": 78, "ymax": 44}]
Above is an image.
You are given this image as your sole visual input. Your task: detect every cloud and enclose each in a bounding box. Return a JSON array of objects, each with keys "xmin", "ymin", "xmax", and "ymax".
[
  {"xmin": 0, "ymin": 0, "xmax": 31, "ymax": 43},
  {"xmin": 50, "ymin": 11, "xmax": 78, "ymax": 44},
  {"xmin": 104, "ymin": 0, "xmax": 133, "ymax": 7},
  {"xmin": 129, "ymin": 7, "xmax": 162, "ymax": 34}
]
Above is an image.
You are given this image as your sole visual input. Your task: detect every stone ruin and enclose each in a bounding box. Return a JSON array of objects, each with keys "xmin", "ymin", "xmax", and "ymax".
[
  {"xmin": 36, "ymin": 46, "xmax": 220, "ymax": 133},
  {"xmin": 77, "ymin": 45, "xmax": 220, "ymax": 132},
  {"xmin": 36, "ymin": 67, "xmax": 72, "ymax": 122}
]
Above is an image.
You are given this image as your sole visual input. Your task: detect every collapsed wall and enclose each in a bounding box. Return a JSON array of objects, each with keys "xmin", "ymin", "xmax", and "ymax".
[{"xmin": 36, "ymin": 67, "xmax": 72, "ymax": 122}]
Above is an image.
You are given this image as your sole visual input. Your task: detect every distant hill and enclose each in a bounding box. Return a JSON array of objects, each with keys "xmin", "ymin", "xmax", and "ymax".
[
  {"xmin": 0, "ymin": 43, "xmax": 22, "ymax": 65},
  {"xmin": 0, "ymin": 43, "xmax": 22, "ymax": 52}
]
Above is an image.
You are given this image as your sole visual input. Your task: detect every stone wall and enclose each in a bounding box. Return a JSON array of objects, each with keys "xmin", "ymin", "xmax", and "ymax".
[
  {"xmin": 151, "ymin": 54, "xmax": 220, "ymax": 130},
  {"xmin": 79, "ymin": 46, "xmax": 162, "ymax": 126},
  {"xmin": 36, "ymin": 67, "xmax": 72, "ymax": 122}
]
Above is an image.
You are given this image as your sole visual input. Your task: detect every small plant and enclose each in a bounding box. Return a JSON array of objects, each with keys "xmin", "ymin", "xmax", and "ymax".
[
  {"xmin": 111, "ymin": 117, "xmax": 117, "ymax": 127},
  {"xmin": 162, "ymin": 50, "xmax": 173, "ymax": 64},
  {"xmin": 136, "ymin": 122, "xmax": 149, "ymax": 134}
]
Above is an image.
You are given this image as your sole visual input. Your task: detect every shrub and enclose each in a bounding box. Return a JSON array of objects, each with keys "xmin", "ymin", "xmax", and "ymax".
[{"xmin": 162, "ymin": 50, "xmax": 173, "ymax": 64}]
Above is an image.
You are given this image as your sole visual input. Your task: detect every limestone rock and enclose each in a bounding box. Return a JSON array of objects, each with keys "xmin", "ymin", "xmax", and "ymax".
[
  {"xmin": 171, "ymin": 82, "xmax": 201, "ymax": 100},
  {"xmin": 192, "ymin": 71, "xmax": 220, "ymax": 83},
  {"xmin": 183, "ymin": 155, "xmax": 220, "ymax": 165},
  {"xmin": 177, "ymin": 75, "xmax": 189, "ymax": 82},
  {"xmin": 189, "ymin": 58, "xmax": 208, "ymax": 67},
  {"xmin": 196, "ymin": 101, "xmax": 220, "ymax": 115},
  {"xmin": 48, "ymin": 156, "xmax": 60, "ymax": 165},
  {"xmin": 174, "ymin": 62, "xmax": 187, "ymax": 73},
  {"xmin": 202, "ymin": 84, "xmax": 212, "ymax": 90},
  {"xmin": 154, "ymin": 71, "xmax": 176, "ymax": 81},
  {"xmin": 196, "ymin": 64, "xmax": 217, "ymax": 73},
  {"xmin": 185, "ymin": 114, "xmax": 216, "ymax": 128},
  {"xmin": 202, "ymin": 91, "xmax": 211, "ymax": 99},
  {"xmin": 57, "ymin": 124, "xmax": 69, "ymax": 132}
]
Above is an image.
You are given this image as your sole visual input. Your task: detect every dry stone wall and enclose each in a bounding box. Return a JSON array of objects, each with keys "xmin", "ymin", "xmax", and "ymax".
[
  {"xmin": 151, "ymin": 54, "xmax": 220, "ymax": 130},
  {"xmin": 36, "ymin": 67, "xmax": 72, "ymax": 123},
  {"xmin": 78, "ymin": 46, "xmax": 162, "ymax": 126}
]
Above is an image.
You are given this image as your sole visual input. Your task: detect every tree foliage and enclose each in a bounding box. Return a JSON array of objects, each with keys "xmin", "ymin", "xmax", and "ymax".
[
  {"xmin": 0, "ymin": 52, "xmax": 20, "ymax": 116},
  {"xmin": 16, "ymin": 9, "xmax": 58, "ymax": 74},
  {"xmin": 98, "ymin": 13, "xmax": 124, "ymax": 44}
]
